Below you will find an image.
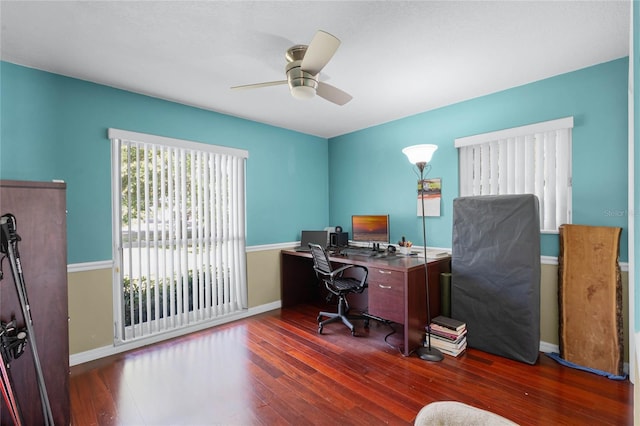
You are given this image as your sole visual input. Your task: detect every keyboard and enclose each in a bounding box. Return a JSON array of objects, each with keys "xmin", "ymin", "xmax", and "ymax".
[{"xmin": 340, "ymin": 248, "xmax": 378, "ymax": 257}]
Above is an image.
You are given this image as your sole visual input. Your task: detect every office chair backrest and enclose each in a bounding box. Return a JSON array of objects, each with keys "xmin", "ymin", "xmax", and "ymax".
[{"xmin": 309, "ymin": 243, "xmax": 332, "ymax": 275}]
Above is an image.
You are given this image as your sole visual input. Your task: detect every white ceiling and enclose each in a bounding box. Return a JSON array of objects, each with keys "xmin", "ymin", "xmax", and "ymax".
[{"xmin": 0, "ymin": 1, "xmax": 630, "ymax": 138}]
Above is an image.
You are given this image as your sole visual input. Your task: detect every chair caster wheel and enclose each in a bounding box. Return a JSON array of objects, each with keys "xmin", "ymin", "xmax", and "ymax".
[
  {"xmin": 318, "ymin": 326, "xmax": 323, "ymax": 334},
  {"xmin": 351, "ymin": 330, "xmax": 356, "ymax": 336},
  {"xmin": 317, "ymin": 315, "xmax": 322, "ymax": 322}
]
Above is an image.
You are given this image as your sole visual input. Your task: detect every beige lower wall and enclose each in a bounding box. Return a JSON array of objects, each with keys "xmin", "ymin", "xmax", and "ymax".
[
  {"xmin": 67, "ymin": 268, "xmax": 115, "ymax": 354},
  {"xmin": 68, "ymin": 250, "xmax": 630, "ymax": 363},
  {"xmin": 67, "ymin": 248, "xmax": 287, "ymax": 355},
  {"xmin": 539, "ymin": 263, "xmax": 560, "ymax": 346},
  {"xmin": 246, "ymin": 248, "xmax": 284, "ymax": 307}
]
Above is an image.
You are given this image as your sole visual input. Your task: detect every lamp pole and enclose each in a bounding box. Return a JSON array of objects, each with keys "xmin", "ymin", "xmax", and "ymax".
[
  {"xmin": 414, "ymin": 163, "xmax": 443, "ymax": 362},
  {"xmin": 401, "ymin": 144, "xmax": 443, "ymax": 362}
]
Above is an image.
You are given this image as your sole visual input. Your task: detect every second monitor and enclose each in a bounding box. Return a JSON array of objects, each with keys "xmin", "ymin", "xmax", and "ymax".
[{"xmin": 351, "ymin": 214, "xmax": 389, "ymax": 244}]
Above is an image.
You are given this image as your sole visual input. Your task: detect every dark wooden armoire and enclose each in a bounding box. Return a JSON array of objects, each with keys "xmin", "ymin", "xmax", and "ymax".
[{"xmin": 0, "ymin": 180, "xmax": 69, "ymax": 425}]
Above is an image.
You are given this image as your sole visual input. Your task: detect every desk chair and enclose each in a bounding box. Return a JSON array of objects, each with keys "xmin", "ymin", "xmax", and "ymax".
[{"xmin": 308, "ymin": 243, "xmax": 370, "ymax": 336}]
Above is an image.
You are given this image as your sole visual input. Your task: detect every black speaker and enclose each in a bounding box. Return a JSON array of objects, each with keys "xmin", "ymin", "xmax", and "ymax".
[{"xmin": 330, "ymin": 232, "xmax": 348, "ymax": 247}]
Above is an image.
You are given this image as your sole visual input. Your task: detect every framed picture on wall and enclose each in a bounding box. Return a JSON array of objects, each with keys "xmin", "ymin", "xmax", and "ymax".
[{"xmin": 417, "ymin": 178, "xmax": 441, "ymax": 217}]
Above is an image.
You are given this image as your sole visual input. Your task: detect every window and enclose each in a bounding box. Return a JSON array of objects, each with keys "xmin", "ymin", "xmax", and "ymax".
[
  {"xmin": 109, "ymin": 129, "xmax": 248, "ymax": 343},
  {"xmin": 455, "ymin": 117, "xmax": 573, "ymax": 232}
]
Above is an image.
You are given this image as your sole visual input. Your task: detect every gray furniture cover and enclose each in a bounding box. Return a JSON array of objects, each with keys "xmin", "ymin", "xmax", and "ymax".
[{"xmin": 451, "ymin": 194, "xmax": 541, "ymax": 364}]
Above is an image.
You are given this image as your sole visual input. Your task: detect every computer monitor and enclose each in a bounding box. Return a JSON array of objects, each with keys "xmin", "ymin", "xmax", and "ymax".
[{"xmin": 351, "ymin": 215, "xmax": 389, "ymax": 243}]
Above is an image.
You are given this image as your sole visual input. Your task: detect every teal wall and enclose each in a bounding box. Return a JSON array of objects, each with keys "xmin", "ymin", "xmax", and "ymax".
[
  {"xmin": 329, "ymin": 58, "xmax": 629, "ymax": 261},
  {"xmin": 0, "ymin": 57, "xmax": 630, "ymax": 265},
  {"xmin": 0, "ymin": 62, "xmax": 329, "ymax": 264}
]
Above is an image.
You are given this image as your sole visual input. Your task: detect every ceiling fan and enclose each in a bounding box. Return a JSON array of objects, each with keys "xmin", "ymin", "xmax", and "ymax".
[{"xmin": 231, "ymin": 30, "xmax": 352, "ymax": 106}]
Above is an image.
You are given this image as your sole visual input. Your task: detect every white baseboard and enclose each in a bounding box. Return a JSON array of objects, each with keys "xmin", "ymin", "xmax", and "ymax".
[
  {"xmin": 70, "ymin": 300, "xmax": 282, "ymax": 366},
  {"xmin": 539, "ymin": 341, "xmax": 559, "ymax": 354}
]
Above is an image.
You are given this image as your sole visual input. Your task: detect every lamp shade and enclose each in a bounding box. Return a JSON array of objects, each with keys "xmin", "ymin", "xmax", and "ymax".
[{"xmin": 402, "ymin": 144, "xmax": 438, "ymax": 164}]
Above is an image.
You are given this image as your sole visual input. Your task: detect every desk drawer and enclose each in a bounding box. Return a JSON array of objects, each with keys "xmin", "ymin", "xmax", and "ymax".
[{"xmin": 368, "ymin": 268, "xmax": 404, "ymax": 324}]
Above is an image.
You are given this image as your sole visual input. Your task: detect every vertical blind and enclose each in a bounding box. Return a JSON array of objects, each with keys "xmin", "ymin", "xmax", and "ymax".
[
  {"xmin": 109, "ymin": 129, "xmax": 248, "ymax": 343},
  {"xmin": 455, "ymin": 117, "xmax": 573, "ymax": 232}
]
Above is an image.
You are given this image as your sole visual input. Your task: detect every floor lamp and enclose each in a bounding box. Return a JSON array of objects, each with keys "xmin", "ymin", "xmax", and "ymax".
[{"xmin": 402, "ymin": 144, "xmax": 444, "ymax": 362}]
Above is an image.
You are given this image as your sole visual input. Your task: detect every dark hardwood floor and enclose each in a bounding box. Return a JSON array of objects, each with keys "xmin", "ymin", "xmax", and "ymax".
[{"xmin": 70, "ymin": 304, "xmax": 633, "ymax": 425}]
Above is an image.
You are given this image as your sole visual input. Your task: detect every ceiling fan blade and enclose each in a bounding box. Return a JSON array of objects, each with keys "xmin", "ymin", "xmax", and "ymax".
[
  {"xmin": 231, "ymin": 80, "xmax": 287, "ymax": 90},
  {"xmin": 316, "ymin": 82, "xmax": 352, "ymax": 106},
  {"xmin": 300, "ymin": 30, "xmax": 340, "ymax": 75}
]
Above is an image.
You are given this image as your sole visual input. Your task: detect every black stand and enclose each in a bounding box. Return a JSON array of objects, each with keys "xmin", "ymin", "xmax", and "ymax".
[
  {"xmin": 0, "ymin": 214, "xmax": 54, "ymax": 425},
  {"xmin": 413, "ymin": 164, "xmax": 443, "ymax": 362}
]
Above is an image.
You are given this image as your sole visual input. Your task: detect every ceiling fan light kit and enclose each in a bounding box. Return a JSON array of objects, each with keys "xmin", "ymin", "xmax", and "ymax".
[
  {"xmin": 231, "ymin": 30, "xmax": 352, "ymax": 105},
  {"xmin": 286, "ymin": 58, "xmax": 318, "ymax": 99},
  {"xmin": 290, "ymin": 84, "xmax": 317, "ymax": 100}
]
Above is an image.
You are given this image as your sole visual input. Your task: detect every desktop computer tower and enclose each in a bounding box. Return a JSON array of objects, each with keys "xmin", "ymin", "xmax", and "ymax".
[{"xmin": 330, "ymin": 232, "xmax": 349, "ymax": 247}]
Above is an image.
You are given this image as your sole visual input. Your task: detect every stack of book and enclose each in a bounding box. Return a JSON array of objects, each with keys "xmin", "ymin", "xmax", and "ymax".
[{"xmin": 426, "ymin": 315, "xmax": 467, "ymax": 357}]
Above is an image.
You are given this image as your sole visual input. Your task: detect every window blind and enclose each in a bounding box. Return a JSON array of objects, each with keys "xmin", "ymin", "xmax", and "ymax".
[
  {"xmin": 455, "ymin": 117, "xmax": 573, "ymax": 232},
  {"xmin": 109, "ymin": 129, "xmax": 248, "ymax": 342}
]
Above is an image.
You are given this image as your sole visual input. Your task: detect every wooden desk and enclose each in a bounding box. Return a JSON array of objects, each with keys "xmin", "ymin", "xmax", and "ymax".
[{"xmin": 281, "ymin": 249, "xmax": 451, "ymax": 356}]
